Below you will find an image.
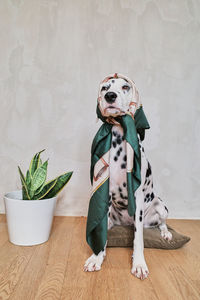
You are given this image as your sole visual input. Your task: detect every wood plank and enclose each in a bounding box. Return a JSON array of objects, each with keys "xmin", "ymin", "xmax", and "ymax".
[
  {"xmin": 11, "ymin": 217, "xmax": 75, "ymax": 300},
  {"xmin": 0, "ymin": 214, "xmax": 9, "ymax": 248},
  {"xmin": 0, "ymin": 242, "xmax": 36, "ymax": 300},
  {"xmin": 61, "ymin": 217, "xmax": 94, "ymax": 300},
  {"xmin": 61, "ymin": 218, "xmax": 159, "ymax": 300},
  {"xmin": 0, "ymin": 215, "xmax": 200, "ymax": 300},
  {"xmin": 34, "ymin": 217, "xmax": 75, "ymax": 300},
  {"xmin": 148, "ymin": 249, "xmax": 200, "ymax": 300},
  {"xmin": 0, "ymin": 215, "xmax": 6, "ymax": 223},
  {"xmin": 101, "ymin": 247, "xmax": 159, "ymax": 300},
  {"xmin": 167, "ymin": 219, "xmax": 200, "ymax": 295}
]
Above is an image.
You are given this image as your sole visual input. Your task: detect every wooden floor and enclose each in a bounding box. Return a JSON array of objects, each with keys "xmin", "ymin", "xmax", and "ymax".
[{"xmin": 0, "ymin": 215, "xmax": 199, "ymax": 300}]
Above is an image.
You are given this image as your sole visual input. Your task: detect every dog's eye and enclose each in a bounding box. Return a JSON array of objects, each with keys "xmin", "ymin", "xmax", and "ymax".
[
  {"xmin": 122, "ymin": 85, "xmax": 130, "ymax": 91},
  {"xmin": 101, "ymin": 86, "xmax": 109, "ymax": 92}
]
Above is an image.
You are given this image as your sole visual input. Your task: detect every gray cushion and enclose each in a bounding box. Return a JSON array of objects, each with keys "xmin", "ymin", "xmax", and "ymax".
[{"xmin": 107, "ymin": 225, "xmax": 190, "ymax": 249}]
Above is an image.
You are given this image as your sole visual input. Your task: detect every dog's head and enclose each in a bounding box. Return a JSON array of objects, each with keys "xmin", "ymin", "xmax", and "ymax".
[{"xmin": 98, "ymin": 73, "xmax": 141, "ymax": 119}]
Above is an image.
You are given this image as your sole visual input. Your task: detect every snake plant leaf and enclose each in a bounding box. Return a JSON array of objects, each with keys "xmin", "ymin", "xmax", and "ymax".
[
  {"xmin": 26, "ymin": 170, "xmax": 31, "ymax": 189},
  {"xmin": 29, "ymin": 149, "xmax": 45, "ymax": 177},
  {"xmin": 33, "ymin": 181, "xmax": 45, "ymax": 196},
  {"xmin": 33, "ymin": 178, "xmax": 58, "ymax": 200},
  {"xmin": 18, "ymin": 166, "xmax": 30, "ymax": 200},
  {"xmin": 38, "ymin": 158, "xmax": 42, "ymax": 168},
  {"xmin": 41, "ymin": 171, "xmax": 73, "ymax": 199},
  {"xmin": 30, "ymin": 160, "xmax": 48, "ymax": 195},
  {"xmin": 33, "ymin": 162, "xmax": 46, "ymax": 195}
]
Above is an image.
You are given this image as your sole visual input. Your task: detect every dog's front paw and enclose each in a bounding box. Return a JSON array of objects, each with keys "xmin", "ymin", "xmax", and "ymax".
[
  {"xmin": 131, "ymin": 259, "xmax": 149, "ymax": 280},
  {"xmin": 161, "ymin": 229, "xmax": 172, "ymax": 241},
  {"xmin": 84, "ymin": 252, "xmax": 105, "ymax": 272}
]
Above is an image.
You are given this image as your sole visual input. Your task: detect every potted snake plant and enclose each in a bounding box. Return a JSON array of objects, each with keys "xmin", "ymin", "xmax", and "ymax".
[{"xmin": 4, "ymin": 149, "xmax": 73, "ymax": 246}]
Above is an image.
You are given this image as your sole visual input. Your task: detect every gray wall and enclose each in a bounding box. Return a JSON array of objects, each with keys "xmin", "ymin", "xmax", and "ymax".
[{"xmin": 0, "ymin": 0, "xmax": 200, "ymax": 218}]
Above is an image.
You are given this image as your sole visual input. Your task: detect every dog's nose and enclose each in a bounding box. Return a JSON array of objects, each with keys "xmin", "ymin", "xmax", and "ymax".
[{"xmin": 104, "ymin": 92, "xmax": 117, "ymax": 104}]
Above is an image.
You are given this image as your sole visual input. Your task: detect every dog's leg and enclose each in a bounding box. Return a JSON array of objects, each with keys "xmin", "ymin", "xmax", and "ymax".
[
  {"xmin": 84, "ymin": 198, "xmax": 113, "ymax": 272},
  {"xmin": 159, "ymin": 222, "xmax": 172, "ymax": 241},
  {"xmin": 83, "ymin": 220, "xmax": 112, "ymax": 272},
  {"xmin": 131, "ymin": 185, "xmax": 149, "ymax": 280},
  {"xmin": 84, "ymin": 245, "xmax": 107, "ymax": 272},
  {"xmin": 155, "ymin": 199, "xmax": 172, "ymax": 241},
  {"xmin": 131, "ymin": 147, "xmax": 149, "ymax": 280},
  {"xmin": 158, "ymin": 207, "xmax": 172, "ymax": 241}
]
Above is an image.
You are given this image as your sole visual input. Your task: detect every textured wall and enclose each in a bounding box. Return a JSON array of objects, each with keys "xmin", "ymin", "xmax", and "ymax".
[{"xmin": 0, "ymin": 0, "xmax": 199, "ymax": 218}]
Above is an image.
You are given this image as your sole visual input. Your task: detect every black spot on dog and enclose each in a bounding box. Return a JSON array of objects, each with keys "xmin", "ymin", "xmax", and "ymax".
[
  {"xmin": 108, "ymin": 212, "xmax": 110, "ymax": 216},
  {"xmin": 114, "ymin": 156, "xmax": 118, "ymax": 161},
  {"xmin": 139, "ymin": 216, "xmax": 142, "ymax": 222},
  {"xmin": 117, "ymin": 206, "xmax": 127, "ymax": 213},
  {"xmin": 164, "ymin": 206, "xmax": 169, "ymax": 213},
  {"xmin": 123, "ymin": 155, "xmax": 127, "ymax": 162},
  {"xmin": 123, "ymin": 182, "xmax": 126, "ymax": 187},
  {"xmin": 117, "ymin": 201, "xmax": 127, "ymax": 209},
  {"xmin": 124, "ymin": 196, "xmax": 128, "ymax": 200},
  {"xmin": 112, "ymin": 196, "xmax": 116, "ymax": 201},
  {"xmin": 119, "ymin": 187, "xmax": 122, "ymax": 192},
  {"xmin": 135, "ymin": 227, "xmax": 137, "ymax": 232},
  {"xmin": 142, "ymin": 147, "xmax": 144, "ymax": 152},
  {"xmin": 150, "ymin": 222, "xmax": 158, "ymax": 227},
  {"xmin": 116, "ymin": 137, "xmax": 122, "ymax": 145},
  {"xmin": 121, "ymin": 163, "xmax": 126, "ymax": 169},
  {"xmin": 112, "ymin": 141, "xmax": 117, "ymax": 148},
  {"xmin": 118, "ymin": 211, "xmax": 122, "ymax": 216},
  {"xmin": 120, "ymin": 193, "xmax": 124, "ymax": 199},
  {"xmin": 133, "ymin": 214, "xmax": 135, "ymax": 221},
  {"xmin": 117, "ymin": 137, "xmax": 122, "ymax": 145},
  {"xmin": 112, "ymin": 80, "xmax": 115, "ymax": 83},
  {"xmin": 146, "ymin": 162, "xmax": 152, "ymax": 177},
  {"xmin": 145, "ymin": 193, "xmax": 152, "ymax": 203},
  {"xmin": 140, "ymin": 210, "xmax": 143, "ymax": 216},
  {"xmin": 151, "ymin": 193, "xmax": 154, "ymax": 200},
  {"xmin": 117, "ymin": 149, "xmax": 121, "ymax": 156},
  {"xmin": 112, "ymin": 214, "xmax": 117, "ymax": 221},
  {"xmin": 119, "ymin": 147, "xmax": 122, "ymax": 152},
  {"xmin": 147, "ymin": 180, "xmax": 151, "ymax": 186},
  {"xmin": 113, "ymin": 131, "xmax": 117, "ymax": 137},
  {"xmin": 112, "ymin": 204, "xmax": 118, "ymax": 212},
  {"xmin": 151, "ymin": 183, "xmax": 153, "ymax": 188}
]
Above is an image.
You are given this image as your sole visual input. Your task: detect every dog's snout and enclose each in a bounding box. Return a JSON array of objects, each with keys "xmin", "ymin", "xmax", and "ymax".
[{"xmin": 105, "ymin": 92, "xmax": 117, "ymax": 104}]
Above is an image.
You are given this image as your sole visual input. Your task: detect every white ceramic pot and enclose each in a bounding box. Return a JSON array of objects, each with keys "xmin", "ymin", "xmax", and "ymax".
[{"xmin": 4, "ymin": 190, "xmax": 57, "ymax": 246}]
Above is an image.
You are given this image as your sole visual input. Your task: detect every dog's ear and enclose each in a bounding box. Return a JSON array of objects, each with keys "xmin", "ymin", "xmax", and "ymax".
[
  {"xmin": 128, "ymin": 83, "xmax": 142, "ymax": 116},
  {"xmin": 132, "ymin": 83, "xmax": 141, "ymax": 108}
]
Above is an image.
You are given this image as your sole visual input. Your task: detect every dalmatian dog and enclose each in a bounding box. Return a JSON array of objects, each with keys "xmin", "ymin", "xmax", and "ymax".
[{"xmin": 84, "ymin": 74, "xmax": 172, "ymax": 280}]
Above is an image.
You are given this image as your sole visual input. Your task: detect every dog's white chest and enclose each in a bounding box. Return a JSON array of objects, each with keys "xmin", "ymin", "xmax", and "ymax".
[{"xmin": 109, "ymin": 125, "xmax": 127, "ymax": 191}]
